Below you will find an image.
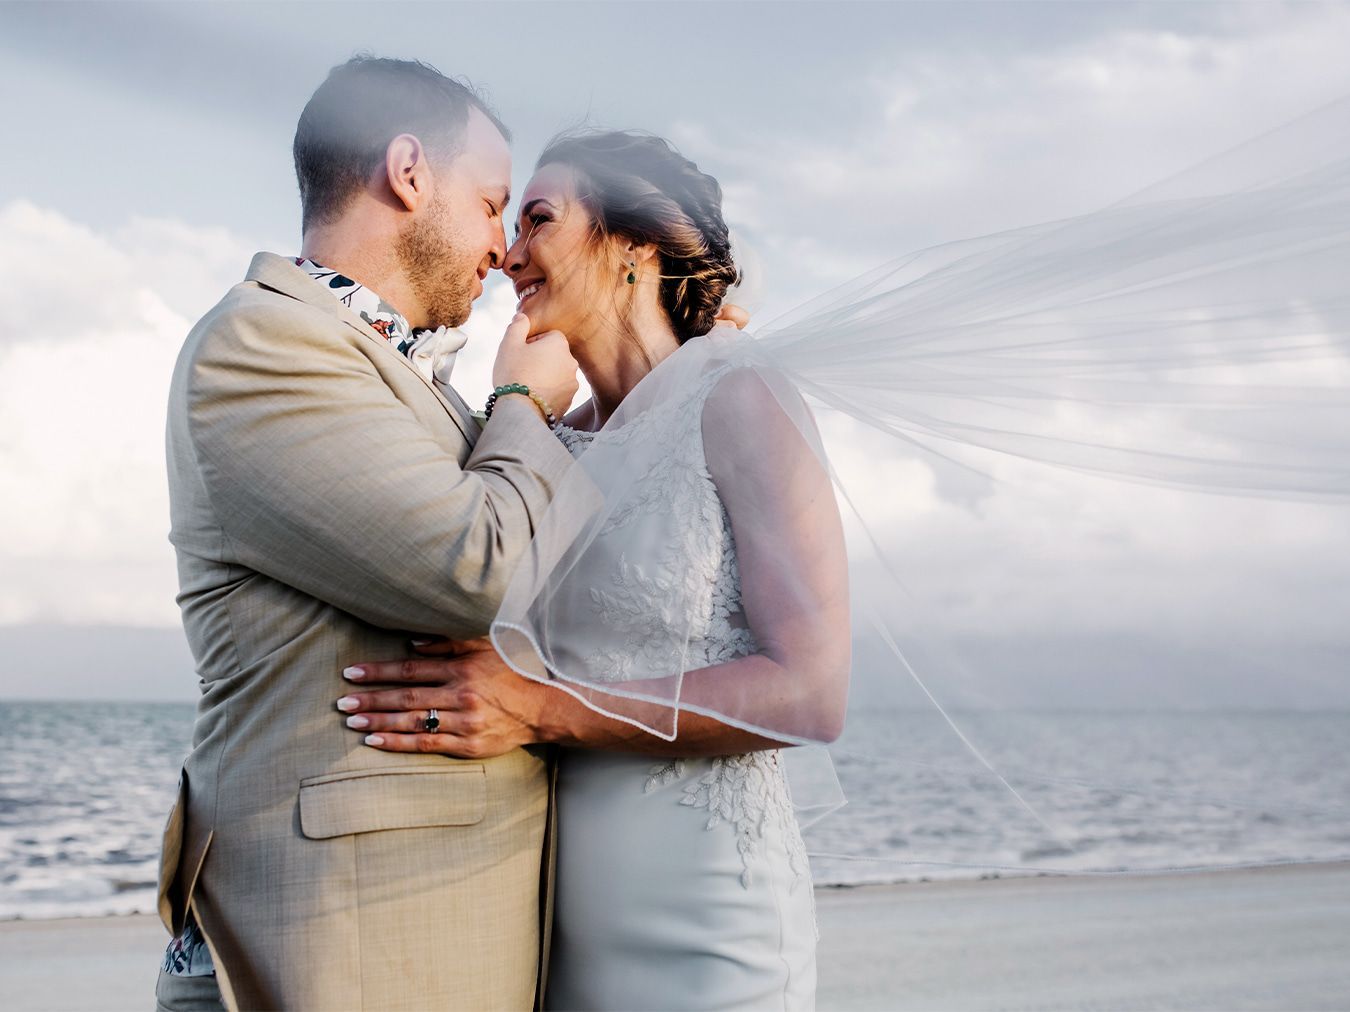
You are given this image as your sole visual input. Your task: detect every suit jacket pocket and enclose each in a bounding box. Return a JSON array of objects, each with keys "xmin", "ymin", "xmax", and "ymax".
[{"xmin": 298, "ymin": 764, "xmax": 487, "ymax": 840}]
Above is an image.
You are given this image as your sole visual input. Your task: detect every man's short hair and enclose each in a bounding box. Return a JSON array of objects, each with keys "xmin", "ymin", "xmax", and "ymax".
[{"xmin": 293, "ymin": 56, "xmax": 511, "ymax": 232}]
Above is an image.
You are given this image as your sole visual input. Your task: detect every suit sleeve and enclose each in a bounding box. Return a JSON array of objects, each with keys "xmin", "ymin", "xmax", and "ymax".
[{"xmin": 183, "ymin": 299, "xmax": 575, "ymax": 637}]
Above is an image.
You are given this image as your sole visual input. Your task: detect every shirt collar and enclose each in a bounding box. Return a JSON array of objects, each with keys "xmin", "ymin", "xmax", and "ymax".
[
  {"xmin": 294, "ymin": 257, "xmax": 468, "ymax": 387},
  {"xmin": 295, "ymin": 258, "xmax": 416, "ymax": 354}
]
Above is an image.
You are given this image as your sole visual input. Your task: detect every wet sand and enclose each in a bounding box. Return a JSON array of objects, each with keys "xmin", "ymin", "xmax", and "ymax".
[
  {"xmin": 816, "ymin": 861, "xmax": 1350, "ymax": 1010},
  {"xmin": 3, "ymin": 861, "xmax": 1348, "ymax": 1010}
]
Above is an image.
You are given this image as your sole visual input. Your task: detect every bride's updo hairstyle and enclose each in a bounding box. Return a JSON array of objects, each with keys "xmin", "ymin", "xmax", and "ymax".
[{"xmin": 535, "ymin": 130, "xmax": 740, "ymax": 343}]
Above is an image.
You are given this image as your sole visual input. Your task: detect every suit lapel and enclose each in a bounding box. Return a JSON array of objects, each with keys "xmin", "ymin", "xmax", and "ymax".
[
  {"xmin": 244, "ymin": 252, "xmax": 479, "ymax": 443},
  {"xmin": 436, "ymin": 381, "xmax": 483, "ymax": 438}
]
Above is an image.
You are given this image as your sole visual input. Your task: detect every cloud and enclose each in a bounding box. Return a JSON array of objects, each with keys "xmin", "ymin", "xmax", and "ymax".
[
  {"xmin": 0, "ymin": 201, "xmax": 586, "ymax": 629},
  {"xmin": 0, "ymin": 201, "xmax": 255, "ymax": 626},
  {"xmin": 455, "ymin": 274, "xmax": 518, "ymax": 409},
  {"xmin": 655, "ymin": 7, "xmax": 1350, "ymax": 689},
  {"xmin": 671, "ymin": 2, "xmax": 1350, "ymax": 307},
  {"xmin": 3, "ymin": 3, "xmax": 1347, "ymax": 707},
  {"xmin": 838, "ymin": 406, "xmax": 1348, "ymax": 665}
]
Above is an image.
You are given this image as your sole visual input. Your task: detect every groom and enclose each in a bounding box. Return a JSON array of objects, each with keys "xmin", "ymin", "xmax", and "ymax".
[{"xmin": 155, "ymin": 57, "xmax": 578, "ymax": 1011}]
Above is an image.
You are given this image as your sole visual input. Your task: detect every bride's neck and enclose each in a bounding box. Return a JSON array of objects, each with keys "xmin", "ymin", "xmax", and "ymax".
[{"xmin": 573, "ymin": 311, "xmax": 681, "ymax": 428}]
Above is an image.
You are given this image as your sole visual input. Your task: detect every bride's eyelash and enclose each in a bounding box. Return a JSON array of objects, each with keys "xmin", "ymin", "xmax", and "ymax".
[{"xmin": 513, "ymin": 212, "xmax": 551, "ymax": 241}]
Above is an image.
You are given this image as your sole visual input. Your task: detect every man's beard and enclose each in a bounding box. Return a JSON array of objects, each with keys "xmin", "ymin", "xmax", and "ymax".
[{"xmin": 396, "ymin": 196, "xmax": 476, "ymax": 329}]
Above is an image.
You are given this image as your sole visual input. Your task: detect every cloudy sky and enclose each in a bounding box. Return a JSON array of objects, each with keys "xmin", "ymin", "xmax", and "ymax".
[{"xmin": 1, "ymin": 1, "xmax": 1348, "ymax": 705}]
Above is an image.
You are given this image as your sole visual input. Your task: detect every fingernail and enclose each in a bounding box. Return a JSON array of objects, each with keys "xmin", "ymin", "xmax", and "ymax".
[
  {"xmin": 336, "ymin": 696, "xmax": 360, "ymax": 712},
  {"xmin": 364, "ymin": 735, "xmax": 385, "ymax": 746},
  {"xmin": 342, "ymin": 666, "xmax": 365, "ymax": 680},
  {"xmin": 409, "ymin": 639, "xmax": 433, "ymax": 647},
  {"xmin": 346, "ymin": 715, "xmax": 370, "ymax": 729}
]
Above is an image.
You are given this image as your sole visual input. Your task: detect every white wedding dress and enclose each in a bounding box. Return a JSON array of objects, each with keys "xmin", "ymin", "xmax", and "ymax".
[{"xmin": 543, "ymin": 363, "xmax": 818, "ymax": 1012}]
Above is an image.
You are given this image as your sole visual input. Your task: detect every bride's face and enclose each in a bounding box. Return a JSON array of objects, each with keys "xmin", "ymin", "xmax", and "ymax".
[{"xmin": 503, "ymin": 162, "xmax": 622, "ymax": 341}]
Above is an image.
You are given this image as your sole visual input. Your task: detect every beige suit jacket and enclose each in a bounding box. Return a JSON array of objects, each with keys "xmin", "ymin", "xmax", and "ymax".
[{"xmin": 157, "ymin": 253, "xmax": 574, "ymax": 1011}]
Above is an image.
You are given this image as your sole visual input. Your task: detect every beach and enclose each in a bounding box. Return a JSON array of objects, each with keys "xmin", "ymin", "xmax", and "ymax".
[{"xmin": 2, "ymin": 861, "xmax": 1347, "ymax": 1011}]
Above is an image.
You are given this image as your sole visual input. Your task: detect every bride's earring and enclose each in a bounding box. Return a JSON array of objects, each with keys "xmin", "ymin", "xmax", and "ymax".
[{"xmin": 626, "ymin": 260, "xmax": 636, "ymax": 285}]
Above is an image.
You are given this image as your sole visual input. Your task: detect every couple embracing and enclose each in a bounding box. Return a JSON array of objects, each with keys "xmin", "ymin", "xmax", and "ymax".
[{"xmin": 155, "ymin": 56, "xmax": 850, "ymax": 1012}]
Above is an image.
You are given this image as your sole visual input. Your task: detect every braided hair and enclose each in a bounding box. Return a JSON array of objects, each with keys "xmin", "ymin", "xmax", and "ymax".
[{"xmin": 535, "ymin": 130, "xmax": 740, "ymax": 343}]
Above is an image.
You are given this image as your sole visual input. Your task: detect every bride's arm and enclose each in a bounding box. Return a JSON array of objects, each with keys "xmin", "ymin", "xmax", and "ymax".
[
  {"xmin": 677, "ymin": 365, "xmax": 852, "ymax": 743},
  {"xmin": 339, "ymin": 367, "xmax": 851, "ymax": 757}
]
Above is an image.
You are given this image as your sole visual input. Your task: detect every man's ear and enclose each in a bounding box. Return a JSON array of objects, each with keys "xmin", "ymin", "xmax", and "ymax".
[{"xmin": 386, "ymin": 133, "xmax": 430, "ymax": 212}]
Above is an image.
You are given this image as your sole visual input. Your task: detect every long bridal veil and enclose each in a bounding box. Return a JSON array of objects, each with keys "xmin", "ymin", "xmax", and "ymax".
[{"xmin": 494, "ymin": 94, "xmax": 1350, "ymax": 878}]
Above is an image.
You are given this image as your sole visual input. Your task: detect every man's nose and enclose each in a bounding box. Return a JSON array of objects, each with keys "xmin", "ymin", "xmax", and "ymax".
[{"xmin": 487, "ymin": 221, "xmax": 508, "ymax": 270}]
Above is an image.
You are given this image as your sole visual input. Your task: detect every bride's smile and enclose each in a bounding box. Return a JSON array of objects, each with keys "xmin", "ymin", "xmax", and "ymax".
[
  {"xmin": 505, "ymin": 164, "xmax": 615, "ymax": 341},
  {"xmin": 503, "ymin": 157, "xmax": 682, "ymax": 426}
]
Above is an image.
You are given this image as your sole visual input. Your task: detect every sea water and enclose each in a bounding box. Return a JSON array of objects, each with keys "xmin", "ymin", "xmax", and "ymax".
[{"xmin": 2, "ymin": 701, "xmax": 1347, "ymax": 918}]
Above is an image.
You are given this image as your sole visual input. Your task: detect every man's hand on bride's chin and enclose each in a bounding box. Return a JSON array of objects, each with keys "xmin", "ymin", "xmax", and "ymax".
[{"xmin": 335, "ymin": 638, "xmax": 557, "ymax": 759}]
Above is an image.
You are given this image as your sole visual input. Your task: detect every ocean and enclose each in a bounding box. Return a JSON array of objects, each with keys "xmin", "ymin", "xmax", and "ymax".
[{"xmin": 2, "ymin": 701, "xmax": 1348, "ymax": 919}]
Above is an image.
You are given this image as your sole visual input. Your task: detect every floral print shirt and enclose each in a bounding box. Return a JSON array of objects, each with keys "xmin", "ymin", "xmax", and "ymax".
[
  {"xmin": 295, "ymin": 258, "xmax": 468, "ymax": 386},
  {"xmin": 295, "ymin": 257, "xmax": 418, "ymax": 354},
  {"xmin": 162, "ymin": 918, "xmax": 214, "ymax": 977}
]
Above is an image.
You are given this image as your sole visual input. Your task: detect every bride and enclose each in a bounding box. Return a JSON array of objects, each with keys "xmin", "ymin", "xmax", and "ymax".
[
  {"xmin": 344, "ymin": 129, "xmax": 850, "ymax": 1010},
  {"xmin": 340, "ymin": 97, "xmax": 1350, "ymax": 1008}
]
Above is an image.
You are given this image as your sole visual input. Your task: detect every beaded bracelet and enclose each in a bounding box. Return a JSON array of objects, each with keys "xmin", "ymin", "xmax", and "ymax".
[{"xmin": 484, "ymin": 383, "xmax": 558, "ymax": 428}]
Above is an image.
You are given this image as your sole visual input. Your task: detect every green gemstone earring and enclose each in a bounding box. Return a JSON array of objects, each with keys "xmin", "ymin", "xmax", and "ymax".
[{"xmin": 626, "ymin": 260, "xmax": 636, "ymax": 285}]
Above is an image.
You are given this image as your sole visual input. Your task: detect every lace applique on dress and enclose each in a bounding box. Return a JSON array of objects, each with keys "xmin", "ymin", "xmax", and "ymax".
[
  {"xmin": 554, "ymin": 424, "xmax": 595, "ymax": 454},
  {"xmin": 644, "ymin": 759, "xmax": 685, "ymax": 792},
  {"xmin": 553, "ymin": 377, "xmax": 754, "ymax": 681},
  {"xmin": 642, "ymin": 753, "xmax": 810, "ymax": 892},
  {"xmin": 678, "ymin": 752, "xmax": 811, "ymax": 889},
  {"xmin": 555, "ymin": 379, "xmax": 811, "ymax": 897}
]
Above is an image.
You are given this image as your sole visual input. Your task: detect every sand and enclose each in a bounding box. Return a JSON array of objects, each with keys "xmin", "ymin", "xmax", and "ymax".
[
  {"xmin": 815, "ymin": 861, "xmax": 1350, "ymax": 1010},
  {"xmin": 2, "ymin": 861, "xmax": 1348, "ymax": 1011}
]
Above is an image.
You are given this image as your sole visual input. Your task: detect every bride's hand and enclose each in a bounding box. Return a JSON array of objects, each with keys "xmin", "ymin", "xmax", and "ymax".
[
  {"xmin": 712, "ymin": 303, "xmax": 750, "ymax": 330},
  {"xmin": 335, "ymin": 639, "xmax": 556, "ymax": 759}
]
